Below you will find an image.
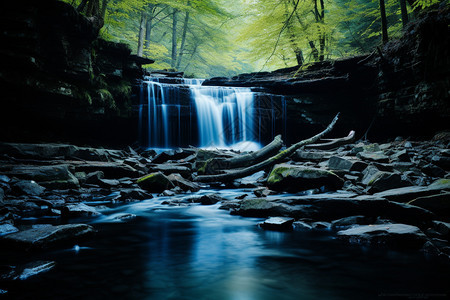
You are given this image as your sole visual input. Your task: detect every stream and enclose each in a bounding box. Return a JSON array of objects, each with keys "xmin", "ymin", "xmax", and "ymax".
[{"xmin": 2, "ymin": 189, "xmax": 450, "ymax": 299}]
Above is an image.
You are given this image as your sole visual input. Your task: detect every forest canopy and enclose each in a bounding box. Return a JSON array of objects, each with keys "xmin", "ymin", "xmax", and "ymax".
[{"xmin": 63, "ymin": 0, "xmax": 448, "ymax": 78}]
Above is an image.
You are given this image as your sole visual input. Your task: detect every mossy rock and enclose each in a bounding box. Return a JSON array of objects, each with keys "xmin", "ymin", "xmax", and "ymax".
[
  {"xmin": 267, "ymin": 164, "xmax": 343, "ymax": 192},
  {"xmin": 137, "ymin": 172, "xmax": 174, "ymax": 193}
]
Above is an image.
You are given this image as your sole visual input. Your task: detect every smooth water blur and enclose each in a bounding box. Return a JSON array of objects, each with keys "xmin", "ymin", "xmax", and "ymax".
[{"xmin": 2, "ymin": 190, "xmax": 450, "ymax": 299}]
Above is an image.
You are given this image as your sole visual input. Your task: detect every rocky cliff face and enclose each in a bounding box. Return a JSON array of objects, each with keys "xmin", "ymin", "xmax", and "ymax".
[
  {"xmin": 0, "ymin": 0, "xmax": 153, "ymax": 146},
  {"xmin": 204, "ymin": 6, "xmax": 450, "ymax": 141}
]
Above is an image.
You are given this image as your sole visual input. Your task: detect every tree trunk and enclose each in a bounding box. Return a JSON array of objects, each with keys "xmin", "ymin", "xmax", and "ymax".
[
  {"xmin": 200, "ymin": 135, "xmax": 284, "ymax": 174},
  {"xmin": 193, "ymin": 114, "xmax": 339, "ymax": 182},
  {"xmin": 171, "ymin": 9, "xmax": 178, "ymax": 68},
  {"xmin": 318, "ymin": 0, "xmax": 325, "ymax": 61},
  {"xmin": 144, "ymin": 5, "xmax": 155, "ymax": 49},
  {"xmin": 137, "ymin": 12, "xmax": 146, "ymax": 57},
  {"xmin": 379, "ymin": 0, "xmax": 389, "ymax": 44},
  {"xmin": 100, "ymin": 0, "xmax": 108, "ymax": 19},
  {"xmin": 284, "ymin": 1, "xmax": 303, "ymax": 66},
  {"xmin": 399, "ymin": 0, "xmax": 409, "ymax": 28},
  {"xmin": 176, "ymin": 10, "xmax": 190, "ymax": 70},
  {"xmin": 305, "ymin": 130, "xmax": 355, "ymax": 150}
]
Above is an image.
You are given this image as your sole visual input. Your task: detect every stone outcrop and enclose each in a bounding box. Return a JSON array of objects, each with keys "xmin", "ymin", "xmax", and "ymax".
[{"xmin": 0, "ymin": 0, "xmax": 153, "ymax": 146}]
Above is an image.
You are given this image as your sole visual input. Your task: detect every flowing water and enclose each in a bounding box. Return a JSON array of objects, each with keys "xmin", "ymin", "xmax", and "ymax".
[{"xmin": 2, "ymin": 189, "xmax": 449, "ymax": 300}]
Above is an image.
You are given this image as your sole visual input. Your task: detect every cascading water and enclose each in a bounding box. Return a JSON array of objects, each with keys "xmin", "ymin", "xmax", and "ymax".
[{"xmin": 139, "ymin": 77, "xmax": 285, "ymax": 150}]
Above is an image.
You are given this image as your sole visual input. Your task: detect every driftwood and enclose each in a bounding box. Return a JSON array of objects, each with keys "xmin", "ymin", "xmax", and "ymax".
[
  {"xmin": 304, "ymin": 130, "xmax": 355, "ymax": 150},
  {"xmin": 200, "ymin": 135, "xmax": 284, "ymax": 175},
  {"xmin": 193, "ymin": 113, "xmax": 339, "ymax": 183}
]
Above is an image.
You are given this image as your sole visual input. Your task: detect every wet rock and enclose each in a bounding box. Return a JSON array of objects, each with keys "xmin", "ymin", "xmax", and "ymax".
[
  {"xmin": 361, "ymin": 165, "xmax": 381, "ymax": 185},
  {"xmin": 85, "ymin": 171, "xmax": 105, "ymax": 185},
  {"xmin": 193, "ymin": 194, "xmax": 224, "ymax": 205},
  {"xmin": 218, "ymin": 201, "xmax": 241, "ymax": 210},
  {"xmin": 357, "ymin": 151, "xmax": 390, "ymax": 163},
  {"xmin": 407, "ymin": 192, "xmax": 450, "ymax": 216},
  {"xmin": 119, "ymin": 188, "xmax": 153, "ymax": 201},
  {"xmin": 337, "ymin": 223, "xmax": 428, "ymax": 249},
  {"xmin": 253, "ymin": 187, "xmax": 275, "ymax": 198},
  {"xmin": 15, "ymin": 261, "xmax": 56, "ymax": 280},
  {"xmin": 1, "ymin": 224, "xmax": 95, "ymax": 249},
  {"xmin": 235, "ymin": 194, "xmax": 248, "ymax": 200},
  {"xmin": 259, "ymin": 217, "xmax": 294, "ymax": 231},
  {"xmin": 62, "ymin": 203, "xmax": 100, "ymax": 218},
  {"xmin": 160, "ymin": 190, "xmax": 176, "ymax": 197},
  {"xmin": 12, "ymin": 180, "xmax": 46, "ymax": 196},
  {"xmin": 432, "ymin": 221, "xmax": 450, "ymax": 237},
  {"xmin": 98, "ymin": 178, "xmax": 120, "ymax": 188},
  {"xmin": 151, "ymin": 149, "xmax": 192, "ymax": 164},
  {"xmin": 293, "ymin": 221, "xmax": 313, "ymax": 230},
  {"xmin": 431, "ymin": 156, "xmax": 450, "ymax": 170},
  {"xmin": 74, "ymin": 162, "xmax": 142, "ymax": 179},
  {"xmin": 267, "ymin": 164, "xmax": 343, "ymax": 192},
  {"xmin": 0, "ymin": 175, "xmax": 11, "ymax": 183},
  {"xmin": 328, "ymin": 156, "xmax": 367, "ymax": 172},
  {"xmin": 311, "ymin": 221, "xmax": 331, "ymax": 230},
  {"xmin": 114, "ymin": 213, "xmax": 137, "ymax": 222},
  {"xmin": 331, "ymin": 215, "xmax": 370, "ymax": 230},
  {"xmin": 0, "ymin": 223, "xmax": 19, "ymax": 236},
  {"xmin": 231, "ymin": 198, "xmax": 294, "ymax": 217},
  {"xmin": 167, "ymin": 173, "xmax": 200, "ymax": 192},
  {"xmin": 137, "ymin": 172, "xmax": 175, "ymax": 193}
]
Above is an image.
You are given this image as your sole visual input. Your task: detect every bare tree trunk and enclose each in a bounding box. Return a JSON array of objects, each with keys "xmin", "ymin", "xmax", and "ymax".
[
  {"xmin": 379, "ymin": 0, "xmax": 389, "ymax": 44},
  {"xmin": 284, "ymin": 1, "xmax": 303, "ymax": 66},
  {"xmin": 176, "ymin": 10, "xmax": 190, "ymax": 70},
  {"xmin": 137, "ymin": 12, "xmax": 146, "ymax": 57},
  {"xmin": 194, "ymin": 114, "xmax": 339, "ymax": 182},
  {"xmin": 144, "ymin": 5, "xmax": 155, "ymax": 49},
  {"xmin": 305, "ymin": 130, "xmax": 355, "ymax": 150},
  {"xmin": 399, "ymin": 0, "xmax": 409, "ymax": 28},
  {"xmin": 171, "ymin": 9, "xmax": 178, "ymax": 68},
  {"xmin": 318, "ymin": 0, "xmax": 325, "ymax": 61}
]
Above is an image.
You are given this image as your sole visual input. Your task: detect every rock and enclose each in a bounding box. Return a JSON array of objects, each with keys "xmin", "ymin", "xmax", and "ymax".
[
  {"xmin": 193, "ymin": 194, "xmax": 224, "ymax": 205},
  {"xmin": 391, "ymin": 162, "xmax": 416, "ymax": 172},
  {"xmin": 231, "ymin": 198, "xmax": 295, "ymax": 218},
  {"xmin": 390, "ymin": 150, "xmax": 410, "ymax": 162},
  {"xmin": 373, "ymin": 179, "xmax": 450, "ymax": 202},
  {"xmin": 85, "ymin": 171, "xmax": 105, "ymax": 185},
  {"xmin": 98, "ymin": 178, "xmax": 120, "ymax": 188},
  {"xmin": 136, "ymin": 172, "xmax": 175, "ymax": 193},
  {"xmin": 259, "ymin": 217, "xmax": 294, "ymax": 231},
  {"xmin": 368, "ymin": 172, "xmax": 412, "ymax": 193},
  {"xmin": 422, "ymin": 164, "xmax": 446, "ymax": 178},
  {"xmin": 12, "ymin": 180, "xmax": 46, "ymax": 196},
  {"xmin": 293, "ymin": 150, "xmax": 334, "ymax": 162},
  {"xmin": 267, "ymin": 164, "xmax": 343, "ymax": 192},
  {"xmin": 167, "ymin": 173, "xmax": 200, "ymax": 192},
  {"xmin": 293, "ymin": 221, "xmax": 313, "ymax": 230},
  {"xmin": 5, "ymin": 165, "xmax": 79, "ymax": 189},
  {"xmin": 328, "ymin": 156, "xmax": 367, "ymax": 172},
  {"xmin": 331, "ymin": 215, "xmax": 369, "ymax": 230},
  {"xmin": 114, "ymin": 213, "xmax": 137, "ymax": 222},
  {"xmin": 431, "ymin": 156, "xmax": 450, "ymax": 170},
  {"xmin": 0, "ymin": 223, "xmax": 19, "ymax": 236},
  {"xmin": 432, "ymin": 221, "xmax": 450, "ymax": 237},
  {"xmin": 357, "ymin": 151, "xmax": 390, "ymax": 163},
  {"xmin": 0, "ymin": 175, "xmax": 11, "ymax": 183},
  {"xmin": 119, "ymin": 188, "xmax": 153, "ymax": 201},
  {"xmin": 151, "ymin": 149, "xmax": 192, "ymax": 164},
  {"xmin": 62, "ymin": 203, "xmax": 100, "ymax": 218},
  {"xmin": 73, "ymin": 162, "xmax": 142, "ymax": 179},
  {"xmin": 235, "ymin": 194, "xmax": 248, "ymax": 200},
  {"xmin": 160, "ymin": 190, "xmax": 176, "ymax": 197},
  {"xmin": 1, "ymin": 224, "xmax": 95, "ymax": 249},
  {"xmin": 148, "ymin": 164, "xmax": 191, "ymax": 178},
  {"xmin": 253, "ymin": 187, "xmax": 275, "ymax": 197},
  {"xmin": 218, "ymin": 201, "xmax": 240, "ymax": 210},
  {"xmin": 408, "ymin": 192, "xmax": 450, "ymax": 215},
  {"xmin": 15, "ymin": 261, "xmax": 56, "ymax": 280},
  {"xmin": 337, "ymin": 223, "xmax": 428, "ymax": 248},
  {"xmin": 311, "ymin": 221, "xmax": 331, "ymax": 230},
  {"xmin": 361, "ymin": 165, "xmax": 381, "ymax": 185}
]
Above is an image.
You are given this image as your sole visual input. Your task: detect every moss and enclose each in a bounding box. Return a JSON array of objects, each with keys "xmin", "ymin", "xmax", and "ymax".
[
  {"xmin": 267, "ymin": 166, "xmax": 290, "ymax": 185},
  {"xmin": 97, "ymin": 88, "xmax": 116, "ymax": 109},
  {"xmin": 136, "ymin": 173, "xmax": 158, "ymax": 184},
  {"xmin": 197, "ymin": 159, "xmax": 212, "ymax": 175}
]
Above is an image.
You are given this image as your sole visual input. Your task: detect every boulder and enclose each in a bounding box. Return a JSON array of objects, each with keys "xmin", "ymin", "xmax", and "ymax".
[
  {"xmin": 367, "ymin": 172, "xmax": 412, "ymax": 193},
  {"xmin": 167, "ymin": 173, "xmax": 200, "ymax": 192},
  {"xmin": 373, "ymin": 179, "xmax": 450, "ymax": 202},
  {"xmin": 331, "ymin": 215, "xmax": 370, "ymax": 230},
  {"xmin": 136, "ymin": 172, "xmax": 175, "ymax": 193},
  {"xmin": 192, "ymin": 194, "xmax": 224, "ymax": 205},
  {"xmin": 6, "ymin": 165, "xmax": 79, "ymax": 189},
  {"xmin": 357, "ymin": 151, "xmax": 390, "ymax": 163},
  {"xmin": 267, "ymin": 164, "xmax": 343, "ymax": 192},
  {"xmin": 431, "ymin": 156, "xmax": 450, "ymax": 170},
  {"xmin": 12, "ymin": 181, "xmax": 45, "ymax": 196},
  {"xmin": 432, "ymin": 221, "xmax": 450, "ymax": 237},
  {"xmin": 337, "ymin": 223, "xmax": 428, "ymax": 248},
  {"xmin": 328, "ymin": 156, "xmax": 367, "ymax": 172},
  {"xmin": 408, "ymin": 192, "xmax": 450, "ymax": 215},
  {"xmin": 390, "ymin": 150, "xmax": 411, "ymax": 162},
  {"xmin": 151, "ymin": 149, "xmax": 192, "ymax": 164},
  {"xmin": 119, "ymin": 188, "xmax": 153, "ymax": 201},
  {"xmin": 231, "ymin": 198, "xmax": 293, "ymax": 217},
  {"xmin": 0, "ymin": 223, "xmax": 19, "ymax": 236},
  {"xmin": 259, "ymin": 217, "xmax": 294, "ymax": 231},
  {"xmin": 422, "ymin": 164, "xmax": 446, "ymax": 178},
  {"xmin": 62, "ymin": 203, "xmax": 100, "ymax": 218},
  {"xmin": 253, "ymin": 187, "xmax": 275, "ymax": 198},
  {"xmin": 1, "ymin": 224, "xmax": 95, "ymax": 249},
  {"xmin": 85, "ymin": 171, "xmax": 105, "ymax": 185}
]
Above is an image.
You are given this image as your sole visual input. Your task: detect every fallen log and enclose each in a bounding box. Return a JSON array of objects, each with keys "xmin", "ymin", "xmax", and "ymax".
[
  {"xmin": 193, "ymin": 113, "xmax": 339, "ymax": 183},
  {"xmin": 305, "ymin": 130, "xmax": 355, "ymax": 150},
  {"xmin": 199, "ymin": 135, "xmax": 283, "ymax": 175}
]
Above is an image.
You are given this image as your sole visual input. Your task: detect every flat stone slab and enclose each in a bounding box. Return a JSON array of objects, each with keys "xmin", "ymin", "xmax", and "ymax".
[
  {"xmin": 373, "ymin": 180, "xmax": 450, "ymax": 202},
  {"xmin": 259, "ymin": 217, "xmax": 294, "ymax": 231},
  {"xmin": 2, "ymin": 224, "xmax": 95, "ymax": 249},
  {"xmin": 337, "ymin": 223, "xmax": 427, "ymax": 248}
]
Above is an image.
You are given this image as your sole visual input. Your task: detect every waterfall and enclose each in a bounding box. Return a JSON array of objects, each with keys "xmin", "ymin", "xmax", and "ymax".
[{"xmin": 139, "ymin": 77, "xmax": 263, "ymax": 150}]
